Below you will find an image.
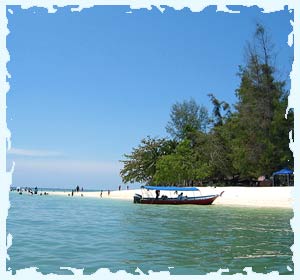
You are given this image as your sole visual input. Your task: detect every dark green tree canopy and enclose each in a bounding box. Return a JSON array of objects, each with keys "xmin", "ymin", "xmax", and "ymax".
[{"xmin": 232, "ymin": 24, "xmax": 293, "ymax": 178}]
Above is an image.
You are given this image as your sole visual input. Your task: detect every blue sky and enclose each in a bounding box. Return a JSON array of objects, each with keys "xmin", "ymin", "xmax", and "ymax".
[{"xmin": 6, "ymin": 5, "xmax": 293, "ymax": 189}]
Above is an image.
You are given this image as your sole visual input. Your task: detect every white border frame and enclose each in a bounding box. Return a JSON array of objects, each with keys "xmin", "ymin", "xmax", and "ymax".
[{"xmin": 0, "ymin": 1, "xmax": 298, "ymax": 279}]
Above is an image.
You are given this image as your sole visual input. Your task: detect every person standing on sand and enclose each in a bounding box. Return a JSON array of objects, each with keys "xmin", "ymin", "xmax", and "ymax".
[
  {"xmin": 118, "ymin": 185, "xmax": 121, "ymax": 191},
  {"xmin": 76, "ymin": 185, "xmax": 80, "ymax": 192},
  {"xmin": 71, "ymin": 190, "xmax": 74, "ymax": 196},
  {"xmin": 108, "ymin": 190, "xmax": 110, "ymax": 196},
  {"xmin": 100, "ymin": 190, "xmax": 103, "ymax": 198}
]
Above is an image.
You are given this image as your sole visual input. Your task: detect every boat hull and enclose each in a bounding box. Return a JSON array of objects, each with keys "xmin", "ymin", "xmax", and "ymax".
[{"xmin": 133, "ymin": 194, "xmax": 220, "ymax": 205}]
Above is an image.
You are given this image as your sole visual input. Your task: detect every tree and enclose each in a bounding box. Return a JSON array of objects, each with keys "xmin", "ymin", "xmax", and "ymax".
[
  {"xmin": 120, "ymin": 137, "xmax": 177, "ymax": 184},
  {"xmin": 269, "ymin": 95, "xmax": 294, "ymax": 170},
  {"xmin": 153, "ymin": 139, "xmax": 212, "ymax": 186},
  {"xmin": 119, "ymin": 24, "xmax": 293, "ymax": 186},
  {"xmin": 232, "ymin": 24, "xmax": 293, "ymax": 178},
  {"xmin": 208, "ymin": 93, "xmax": 231, "ymax": 127},
  {"xmin": 166, "ymin": 99, "xmax": 209, "ymax": 140}
]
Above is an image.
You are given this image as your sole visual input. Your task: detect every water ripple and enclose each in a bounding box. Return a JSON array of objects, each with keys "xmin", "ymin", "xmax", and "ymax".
[{"xmin": 7, "ymin": 193, "xmax": 293, "ymax": 275}]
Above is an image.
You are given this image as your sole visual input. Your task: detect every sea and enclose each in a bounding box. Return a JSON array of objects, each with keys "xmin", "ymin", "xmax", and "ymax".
[{"xmin": 7, "ymin": 191, "xmax": 294, "ymax": 275}]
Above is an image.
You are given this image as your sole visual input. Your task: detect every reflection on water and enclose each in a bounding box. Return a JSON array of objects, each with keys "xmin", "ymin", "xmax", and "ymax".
[{"xmin": 7, "ymin": 193, "xmax": 293, "ymax": 275}]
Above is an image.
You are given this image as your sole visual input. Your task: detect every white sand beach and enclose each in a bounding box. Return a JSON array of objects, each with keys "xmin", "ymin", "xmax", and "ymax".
[{"xmin": 42, "ymin": 186, "xmax": 293, "ymax": 208}]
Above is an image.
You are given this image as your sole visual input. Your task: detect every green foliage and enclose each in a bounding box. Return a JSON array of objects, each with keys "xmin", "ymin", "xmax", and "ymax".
[
  {"xmin": 153, "ymin": 139, "xmax": 212, "ymax": 185},
  {"xmin": 120, "ymin": 137, "xmax": 177, "ymax": 184},
  {"xmin": 120, "ymin": 24, "xmax": 293, "ymax": 186},
  {"xmin": 208, "ymin": 93, "xmax": 231, "ymax": 127},
  {"xmin": 166, "ymin": 98, "xmax": 209, "ymax": 140},
  {"xmin": 269, "ymin": 96, "xmax": 294, "ymax": 170},
  {"xmin": 231, "ymin": 24, "xmax": 293, "ymax": 178}
]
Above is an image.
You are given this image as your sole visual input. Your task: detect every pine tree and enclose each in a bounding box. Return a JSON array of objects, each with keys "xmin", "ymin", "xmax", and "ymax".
[{"xmin": 233, "ymin": 24, "xmax": 293, "ymax": 178}]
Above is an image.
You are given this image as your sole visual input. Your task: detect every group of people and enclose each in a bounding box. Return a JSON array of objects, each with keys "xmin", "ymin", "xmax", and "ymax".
[
  {"xmin": 68, "ymin": 184, "xmax": 131, "ymax": 198},
  {"xmin": 71, "ymin": 185, "xmax": 84, "ymax": 196},
  {"xmin": 155, "ymin": 190, "xmax": 186, "ymax": 200},
  {"xmin": 11, "ymin": 187, "xmax": 49, "ymax": 196}
]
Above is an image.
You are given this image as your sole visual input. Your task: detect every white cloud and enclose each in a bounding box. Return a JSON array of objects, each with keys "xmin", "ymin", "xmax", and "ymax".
[{"xmin": 7, "ymin": 148, "xmax": 62, "ymax": 157}]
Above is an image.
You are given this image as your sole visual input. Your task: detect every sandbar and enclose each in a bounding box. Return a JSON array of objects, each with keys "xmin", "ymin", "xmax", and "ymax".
[{"xmin": 40, "ymin": 186, "xmax": 293, "ymax": 208}]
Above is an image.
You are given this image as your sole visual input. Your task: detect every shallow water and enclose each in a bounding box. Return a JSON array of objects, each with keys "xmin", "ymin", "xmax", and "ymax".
[{"xmin": 7, "ymin": 192, "xmax": 293, "ymax": 275}]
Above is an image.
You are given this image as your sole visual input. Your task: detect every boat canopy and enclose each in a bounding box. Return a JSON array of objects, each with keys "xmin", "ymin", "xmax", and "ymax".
[{"xmin": 143, "ymin": 186, "xmax": 199, "ymax": 191}]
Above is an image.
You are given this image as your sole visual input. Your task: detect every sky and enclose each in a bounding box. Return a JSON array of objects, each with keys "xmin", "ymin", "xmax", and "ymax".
[{"xmin": 6, "ymin": 5, "xmax": 293, "ymax": 189}]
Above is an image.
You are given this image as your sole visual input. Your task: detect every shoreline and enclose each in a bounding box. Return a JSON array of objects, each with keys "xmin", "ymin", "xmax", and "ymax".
[{"xmin": 17, "ymin": 186, "xmax": 293, "ymax": 209}]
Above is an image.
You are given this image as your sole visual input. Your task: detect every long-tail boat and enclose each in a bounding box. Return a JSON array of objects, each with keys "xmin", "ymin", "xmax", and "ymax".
[{"xmin": 133, "ymin": 186, "xmax": 223, "ymax": 205}]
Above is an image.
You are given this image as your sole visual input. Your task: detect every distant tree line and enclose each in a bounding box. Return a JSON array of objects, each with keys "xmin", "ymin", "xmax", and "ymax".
[{"xmin": 120, "ymin": 24, "xmax": 294, "ymax": 186}]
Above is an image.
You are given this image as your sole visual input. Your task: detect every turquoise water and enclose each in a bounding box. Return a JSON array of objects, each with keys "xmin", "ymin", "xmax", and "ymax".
[{"xmin": 7, "ymin": 192, "xmax": 293, "ymax": 275}]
